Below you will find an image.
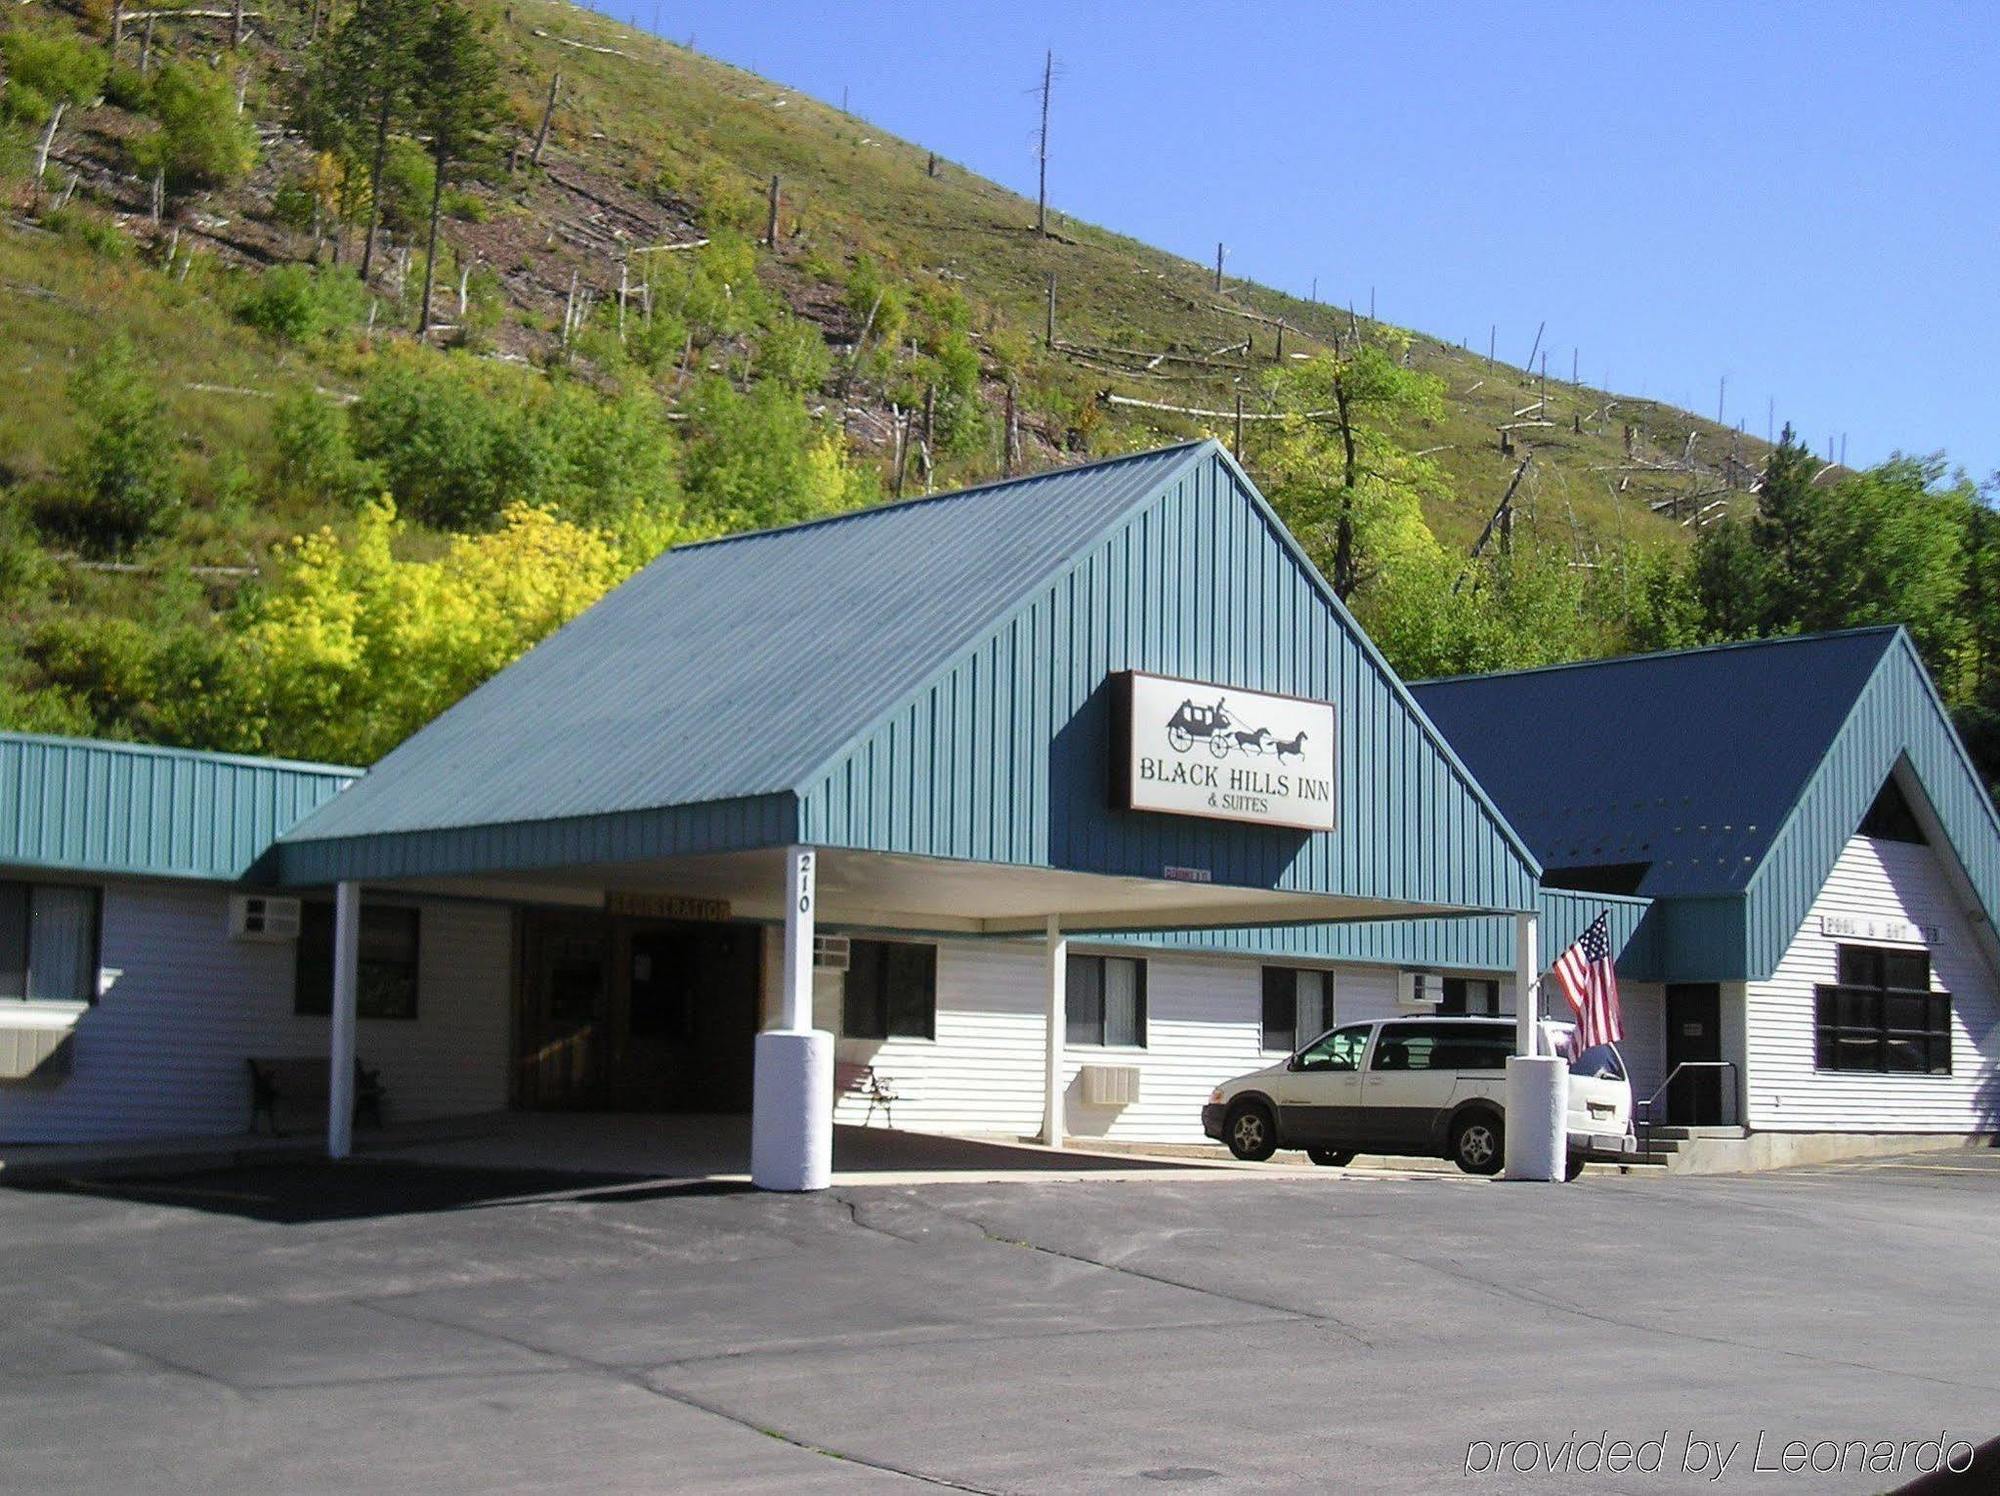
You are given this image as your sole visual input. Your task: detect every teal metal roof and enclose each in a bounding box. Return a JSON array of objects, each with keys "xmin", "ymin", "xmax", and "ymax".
[
  {"xmin": 1412, "ymin": 629, "xmax": 1899, "ymax": 900},
  {"xmin": 0, "ymin": 732, "xmax": 356, "ymax": 883},
  {"xmin": 1414, "ymin": 629, "xmax": 2000, "ymax": 980},
  {"xmin": 283, "ymin": 443, "xmax": 1210, "ymax": 850},
  {"xmin": 1126, "ymin": 888, "xmax": 1651, "ymax": 974},
  {"xmin": 278, "ymin": 440, "xmax": 1539, "ymax": 918}
]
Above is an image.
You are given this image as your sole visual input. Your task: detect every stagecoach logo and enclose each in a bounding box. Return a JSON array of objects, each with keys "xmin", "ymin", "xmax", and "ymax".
[{"xmin": 1112, "ymin": 671, "xmax": 1337, "ymax": 832}]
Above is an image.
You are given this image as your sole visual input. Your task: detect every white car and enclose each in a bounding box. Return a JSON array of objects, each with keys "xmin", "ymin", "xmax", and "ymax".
[{"xmin": 1201, "ymin": 1015, "xmax": 1635, "ymax": 1178}]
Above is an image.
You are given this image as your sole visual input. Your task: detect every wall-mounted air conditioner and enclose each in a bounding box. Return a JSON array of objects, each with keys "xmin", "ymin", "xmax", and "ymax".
[
  {"xmin": 1399, "ymin": 971, "xmax": 1444, "ymax": 1009},
  {"xmin": 813, "ymin": 934, "xmax": 851, "ymax": 971},
  {"xmin": 229, "ymin": 895, "xmax": 302, "ymax": 943},
  {"xmin": 1080, "ymin": 1064, "xmax": 1142, "ymax": 1107}
]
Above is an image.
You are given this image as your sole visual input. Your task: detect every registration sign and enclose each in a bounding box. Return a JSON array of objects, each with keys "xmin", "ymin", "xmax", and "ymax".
[{"xmin": 1112, "ymin": 671, "xmax": 1337, "ymax": 832}]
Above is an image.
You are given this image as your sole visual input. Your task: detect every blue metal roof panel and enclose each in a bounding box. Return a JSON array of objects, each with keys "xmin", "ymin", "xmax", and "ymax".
[
  {"xmin": 0, "ymin": 732, "xmax": 356, "ymax": 882},
  {"xmin": 282, "ymin": 441, "xmax": 1214, "ymax": 848},
  {"xmin": 1410, "ymin": 629, "xmax": 1901, "ymax": 899}
]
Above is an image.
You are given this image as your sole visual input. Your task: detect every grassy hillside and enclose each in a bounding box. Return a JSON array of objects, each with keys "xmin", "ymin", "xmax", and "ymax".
[{"xmin": 0, "ymin": 0, "xmax": 1797, "ymax": 754}]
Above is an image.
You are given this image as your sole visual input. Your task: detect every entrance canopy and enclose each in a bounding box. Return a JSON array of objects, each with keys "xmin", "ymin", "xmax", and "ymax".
[{"xmin": 276, "ymin": 440, "xmax": 1538, "ymax": 925}]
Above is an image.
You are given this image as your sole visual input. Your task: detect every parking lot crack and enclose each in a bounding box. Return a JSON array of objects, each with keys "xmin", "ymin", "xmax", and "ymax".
[
  {"xmin": 362, "ymin": 1295, "xmax": 1015, "ymax": 1492},
  {"xmin": 944, "ymin": 1208, "xmax": 1376, "ymax": 1347}
]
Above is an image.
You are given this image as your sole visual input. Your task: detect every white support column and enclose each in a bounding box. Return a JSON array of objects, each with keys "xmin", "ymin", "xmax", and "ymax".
[
  {"xmin": 326, "ymin": 879, "xmax": 360, "ymax": 1160},
  {"xmin": 752, "ymin": 846, "xmax": 832, "ymax": 1191},
  {"xmin": 1504, "ymin": 910, "xmax": 1568, "ymax": 1181},
  {"xmin": 1514, "ymin": 910, "xmax": 1539, "ymax": 1058},
  {"xmin": 1042, "ymin": 914, "xmax": 1066, "ymax": 1147}
]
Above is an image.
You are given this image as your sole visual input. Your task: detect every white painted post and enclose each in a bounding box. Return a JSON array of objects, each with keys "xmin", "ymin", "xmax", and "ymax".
[
  {"xmin": 1504, "ymin": 911, "xmax": 1568, "ymax": 1181},
  {"xmin": 1042, "ymin": 914, "xmax": 1066, "ymax": 1147},
  {"xmin": 781, "ymin": 845, "xmax": 813, "ymax": 1032},
  {"xmin": 326, "ymin": 880, "xmax": 360, "ymax": 1159},
  {"xmin": 1514, "ymin": 910, "xmax": 1539, "ymax": 1058},
  {"xmin": 752, "ymin": 847, "xmax": 833, "ymax": 1190}
]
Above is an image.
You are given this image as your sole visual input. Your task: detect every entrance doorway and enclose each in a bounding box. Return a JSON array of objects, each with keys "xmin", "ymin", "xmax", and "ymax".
[
  {"xmin": 517, "ymin": 912, "xmax": 762, "ymax": 1112},
  {"xmin": 1664, "ymin": 983, "xmax": 1724, "ymax": 1126}
]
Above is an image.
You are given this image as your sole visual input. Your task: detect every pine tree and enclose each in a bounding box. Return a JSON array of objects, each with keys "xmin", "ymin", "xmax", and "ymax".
[
  {"xmin": 304, "ymin": 0, "xmax": 428, "ymax": 284},
  {"xmin": 413, "ymin": 0, "xmax": 504, "ymax": 337}
]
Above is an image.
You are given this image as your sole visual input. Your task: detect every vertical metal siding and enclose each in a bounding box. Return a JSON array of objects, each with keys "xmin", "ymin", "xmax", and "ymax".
[
  {"xmin": 1744, "ymin": 636, "xmax": 2000, "ymax": 980},
  {"xmin": 0, "ymin": 735, "xmax": 355, "ymax": 883},
  {"xmin": 800, "ymin": 451, "xmax": 1536, "ymax": 914}
]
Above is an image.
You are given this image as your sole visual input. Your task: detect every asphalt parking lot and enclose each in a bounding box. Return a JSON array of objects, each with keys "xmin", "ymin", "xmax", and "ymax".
[{"xmin": 0, "ymin": 1150, "xmax": 1994, "ymax": 1494}]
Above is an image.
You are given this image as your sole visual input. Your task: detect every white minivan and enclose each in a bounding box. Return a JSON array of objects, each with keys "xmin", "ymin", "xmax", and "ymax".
[{"xmin": 1201, "ymin": 1015, "xmax": 1635, "ymax": 1178}]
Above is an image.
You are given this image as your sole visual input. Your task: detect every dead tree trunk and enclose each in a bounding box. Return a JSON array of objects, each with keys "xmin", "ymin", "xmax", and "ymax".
[
  {"xmin": 764, "ymin": 174, "xmax": 780, "ymax": 248},
  {"xmin": 531, "ymin": 71, "xmax": 560, "ymax": 166},
  {"xmin": 1035, "ymin": 48, "xmax": 1051, "ymax": 236},
  {"xmin": 34, "ymin": 103, "xmax": 67, "ymax": 188}
]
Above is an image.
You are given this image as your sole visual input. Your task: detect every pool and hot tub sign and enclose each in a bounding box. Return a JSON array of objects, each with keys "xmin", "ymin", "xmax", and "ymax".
[{"xmin": 1112, "ymin": 671, "xmax": 1338, "ymax": 832}]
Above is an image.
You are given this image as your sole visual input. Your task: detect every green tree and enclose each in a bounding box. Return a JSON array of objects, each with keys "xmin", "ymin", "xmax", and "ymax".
[
  {"xmin": 681, "ymin": 378, "xmax": 873, "ymax": 529},
  {"xmin": 130, "ymin": 61, "xmax": 258, "ymax": 191},
  {"xmin": 1259, "ymin": 340, "xmax": 1445, "ymax": 600},
  {"xmin": 412, "ymin": 0, "xmax": 504, "ymax": 336},
  {"xmin": 306, "ymin": 0, "xmax": 428, "ymax": 283},
  {"xmin": 49, "ymin": 341, "xmax": 182, "ymax": 555}
]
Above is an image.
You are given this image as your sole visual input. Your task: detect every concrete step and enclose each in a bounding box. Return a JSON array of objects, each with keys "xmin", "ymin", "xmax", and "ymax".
[{"xmin": 1648, "ymin": 1126, "xmax": 1749, "ymax": 1142}]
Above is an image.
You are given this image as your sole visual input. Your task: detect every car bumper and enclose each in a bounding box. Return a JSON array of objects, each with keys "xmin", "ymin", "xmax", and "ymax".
[
  {"xmin": 1201, "ymin": 1103, "xmax": 1228, "ymax": 1141},
  {"xmin": 1569, "ymin": 1128, "xmax": 1637, "ymax": 1158}
]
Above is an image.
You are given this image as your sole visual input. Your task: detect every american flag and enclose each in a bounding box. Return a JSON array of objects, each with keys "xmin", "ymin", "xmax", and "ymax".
[{"xmin": 1552, "ymin": 912, "xmax": 1623, "ymax": 1050}]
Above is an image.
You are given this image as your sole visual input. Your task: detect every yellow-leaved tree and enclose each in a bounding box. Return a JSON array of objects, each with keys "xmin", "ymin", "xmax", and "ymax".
[{"xmin": 243, "ymin": 500, "xmax": 683, "ymax": 764}]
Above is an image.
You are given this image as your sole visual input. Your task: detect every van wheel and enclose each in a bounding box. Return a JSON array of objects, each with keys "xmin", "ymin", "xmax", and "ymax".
[
  {"xmin": 1307, "ymin": 1147, "xmax": 1354, "ymax": 1168},
  {"xmin": 1565, "ymin": 1154, "xmax": 1587, "ymax": 1182},
  {"xmin": 1451, "ymin": 1114, "xmax": 1504, "ymax": 1175},
  {"xmin": 1224, "ymin": 1102, "xmax": 1278, "ymax": 1161}
]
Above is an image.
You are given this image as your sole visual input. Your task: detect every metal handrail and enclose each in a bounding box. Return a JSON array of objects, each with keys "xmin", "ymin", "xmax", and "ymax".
[{"xmin": 1635, "ymin": 1061, "xmax": 1739, "ymax": 1156}]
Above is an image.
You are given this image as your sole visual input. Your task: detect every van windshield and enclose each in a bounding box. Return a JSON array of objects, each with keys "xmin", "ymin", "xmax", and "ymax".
[{"xmin": 1569, "ymin": 1043, "xmax": 1625, "ymax": 1080}]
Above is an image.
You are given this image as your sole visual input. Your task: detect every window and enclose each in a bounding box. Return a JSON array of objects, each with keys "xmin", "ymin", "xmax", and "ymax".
[
  {"xmin": 296, "ymin": 903, "xmax": 421, "ymax": 1020},
  {"xmin": 1440, "ymin": 977, "xmax": 1501, "ymax": 1016},
  {"xmin": 1261, "ymin": 966, "xmax": 1335, "ymax": 1052},
  {"xmin": 842, "ymin": 939, "xmax": 936, "ymax": 1040},
  {"xmin": 1372, "ymin": 1021, "xmax": 1512, "ymax": 1072},
  {"xmin": 0, "ymin": 880, "xmax": 100, "ymax": 1004},
  {"xmin": 1569, "ymin": 1043, "xmax": 1626, "ymax": 1080},
  {"xmin": 1067, "ymin": 954, "xmax": 1146, "ymax": 1048},
  {"xmin": 1814, "ymin": 943, "xmax": 1951, "ymax": 1074},
  {"xmin": 1293, "ymin": 1024, "xmax": 1369, "ymax": 1072}
]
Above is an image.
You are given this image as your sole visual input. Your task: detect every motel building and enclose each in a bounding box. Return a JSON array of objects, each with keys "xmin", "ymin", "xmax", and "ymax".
[{"xmin": 0, "ymin": 441, "xmax": 1993, "ymax": 1183}]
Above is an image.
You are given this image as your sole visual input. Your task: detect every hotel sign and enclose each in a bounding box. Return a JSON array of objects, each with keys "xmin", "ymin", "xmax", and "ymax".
[{"xmin": 1112, "ymin": 671, "xmax": 1337, "ymax": 832}]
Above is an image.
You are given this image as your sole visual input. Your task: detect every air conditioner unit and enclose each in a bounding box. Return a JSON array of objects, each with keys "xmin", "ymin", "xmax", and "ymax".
[
  {"xmin": 813, "ymin": 934, "xmax": 851, "ymax": 971},
  {"xmin": 229, "ymin": 895, "xmax": 302, "ymax": 943},
  {"xmin": 1399, "ymin": 971, "xmax": 1444, "ymax": 1009},
  {"xmin": 1080, "ymin": 1064, "xmax": 1142, "ymax": 1107}
]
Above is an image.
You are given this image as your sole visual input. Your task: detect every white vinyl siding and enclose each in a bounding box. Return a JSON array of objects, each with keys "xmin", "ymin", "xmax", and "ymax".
[
  {"xmin": 1614, "ymin": 982, "xmax": 1669, "ymax": 1112},
  {"xmin": 820, "ymin": 940, "xmax": 1467, "ymax": 1144},
  {"xmin": 1746, "ymin": 834, "xmax": 2000, "ymax": 1132},
  {"xmin": 0, "ymin": 880, "xmax": 512, "ymax": 1144}
]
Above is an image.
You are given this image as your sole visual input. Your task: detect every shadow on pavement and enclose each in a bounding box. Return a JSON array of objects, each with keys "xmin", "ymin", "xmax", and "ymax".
[{"xmin": 9, "ymin": 1160, "xmax": 695, "ymax": 1224}]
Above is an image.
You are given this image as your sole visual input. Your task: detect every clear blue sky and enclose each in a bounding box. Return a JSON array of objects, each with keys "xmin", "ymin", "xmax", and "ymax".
[{"xmin": 583, "ymin": 1, "xmax": 1997, "ymax": 480}]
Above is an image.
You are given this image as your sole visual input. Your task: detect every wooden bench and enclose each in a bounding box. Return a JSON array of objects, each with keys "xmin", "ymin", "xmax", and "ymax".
[
  {"xmin": 247, "ymin": 1056, "xmax": 387, "ymax": 1137},
  {"xmin": 832, "ymin": 1061, "xmax": 898, "ymax": 1127}
]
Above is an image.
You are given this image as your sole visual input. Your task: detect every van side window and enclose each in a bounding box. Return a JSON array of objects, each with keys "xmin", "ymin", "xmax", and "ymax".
[{"xmin": 1294, "ymin": 1025, "xmax": 1369, "ymax": 1072}]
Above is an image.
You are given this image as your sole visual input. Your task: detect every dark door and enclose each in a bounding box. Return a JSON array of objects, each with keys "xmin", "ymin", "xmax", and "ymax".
[
  {"xmin": 1665, "ymin": 984, "xmax": 1723, "ymax": 1126},
  {"xmin": 621, "ymin": 923, "xmax": 762, "ymax": 1112},
  {"xmin": 519, "ymin": 916, "xmax": 611, "ymax": 1108}
]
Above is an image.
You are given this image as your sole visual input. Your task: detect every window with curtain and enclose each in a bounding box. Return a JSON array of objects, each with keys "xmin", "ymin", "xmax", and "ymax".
[
  {"xmin": 296, "ymin": 903, "xmax": 421, "ymax": 1020},
  {"xmin": 1261, "ymin": 966, "xmax": 1335, "ymax": 1052},
  {"xmin": 1440, "ymin": 977, "xmax": 1501, "ymax": 1016},
  {"xmin": 842, "ymin": 939, "xmax": 936, "ymax": 1040},
  {"xmin": 1066, "ymin": 954, "xmax": 1147, "ymax": 1048},
  {"xmin": 0, "ymin": 881, "xmax": 100, "ymax": 1004}
]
